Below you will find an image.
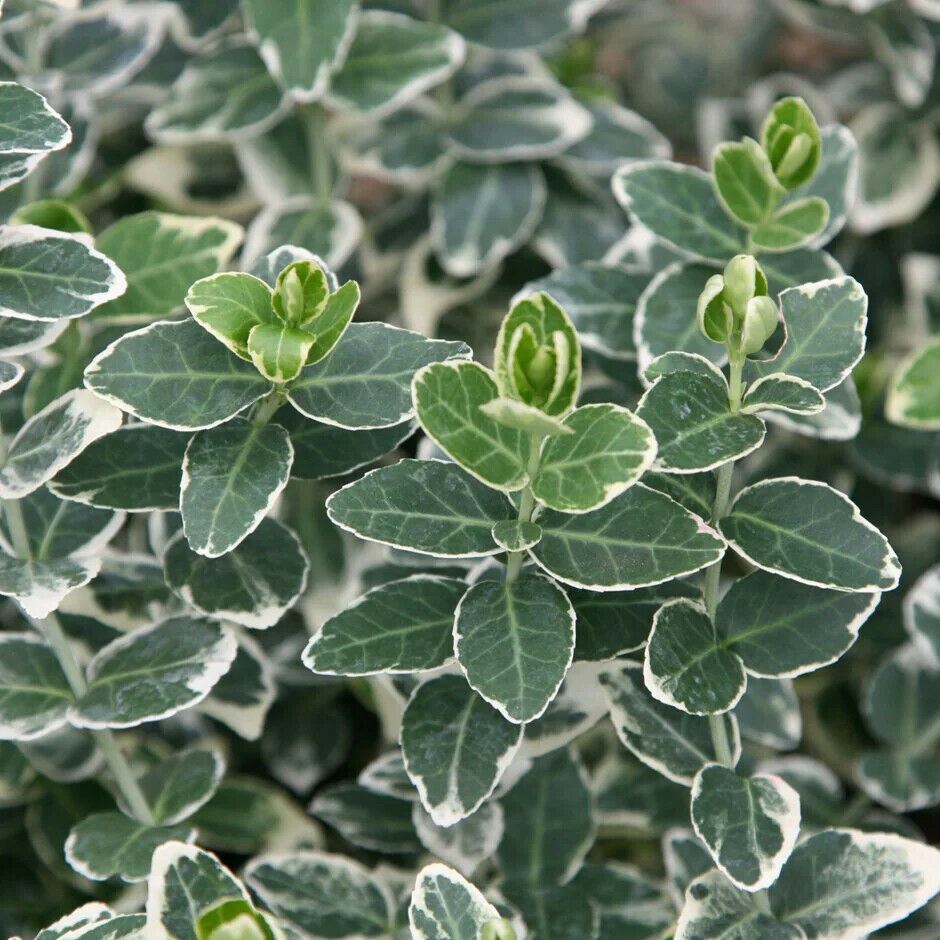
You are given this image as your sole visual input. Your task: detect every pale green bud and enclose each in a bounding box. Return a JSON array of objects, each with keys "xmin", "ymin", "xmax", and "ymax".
[
  {"xmin": 760, "ymin": 97, "xmax": 821, "ymax": 190},
  {"xmin": 697, "ymin": 274, "xmax": 732, "ymax": 344},
  {"xmin": 276, "ymin": 266, "xmax": 305, "ymax": 325},
  {"xmin": 740, "ymin": 294, "xmax": 779, "ymax": 355},
  {"xmin": 722, "ymin": 254, "xmax": 767, "ymax": 315}
]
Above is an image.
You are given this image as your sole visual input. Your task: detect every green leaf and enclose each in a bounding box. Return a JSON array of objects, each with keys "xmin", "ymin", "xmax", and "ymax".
[
  {"xmin": 477, "ymin": 397, "xmax": 572, "ymax": 437},
  {"xmin": 202, "ymin": 634, "xmax": 276, "ymax": 742},
  {"xmin": 164, "ymin": 518, "xmax": 309, "ymax": 629},
  {"xmin": 440, "ymin": 0, "xmax": 602, "ymax": 50},
  {"xmin": 886, "ymin": 336, "xmax": 940, "ymax": 430},
  {"xmin": 691, "ymin": 764, "xmax": 800, "ymax": 891},
  {"xmin": 492, "ymin": 520, "xmax": 541, "ymax": 552},
  {"xmin": 498, "ymin": 748, "xmax": 594, "ymax": 885},
  {"xmin": 359, "ymin": 750, "xmax": 416, "ymax": 802},
  {"xmin": 747, "ymin": 277, "xmax": 867, "ymax": 393},
  {"xmin": 279, "ymin": 408, "xmax": 413, "ymax": 480},
  {"xmin": 522, "ymin": 263, "xmax": 647, "ymax": 361},
  {"xmin": 0, "ymin": 317, "xmax": 67, "ymax": 356},
  {"xmin": 634, "ymin": 262, "xmax": 728, "ymax": 374},
  {"xmin": 638, "ymin": 370, "xmax": 765, "ymax": 474},
  {"xmin": 328, "ymin": 11, "xmax": 465, "ymax": 117},
  {"xmin": 0, "ymin": 552, "xmax": 99, "ymax": 619},
  {"xmin": 410, "ymin": 863, "xmax": 502, "ymax": 940},
  {"xmin": 10, "ymin": 199, "xmax": 92, "ymax": 235},
  {"xmin": 613, "ymin": 162, "xmax": 746, "ymax": 264},
  {"xmin": 0, "ymin": 225, "xmax": 126, "ymax": 322},
  {"xmin": 311, "ymin": 783, "xmax": 421, "ymax": 854},
  {"xmin": 84, "ymin": 319, "xmax": 272, "ymax": 431},
  {"xmin": 70, "ymin": 616, "xmax": 237, "ymax": 729},
  {"xmin": 413, "ymin": 360, "xmax": 529, "ymax": 492},
  {"xmin": 572, "ymin": 862, "xmax": 674, "ymax": 940},
  {"xmin": 643, "ymin": 470, "xmax": 716, "ymax": 519},
  {"xmin": 94, "ymin": 212, "xmax": 243, "ymax": 324},
  {"xmin": 327, "ymin": 459, "xmax": 512, "ymax": 558},
  {"xmin": 0, "ymin": 389, "xmax": 122, "ymax": 499},
  {"xmin": 412, "ymin": 803, "xmax": 503, "ymax": 878},
  {"xmin": 716, "ymin": 570, "xmax": 879, "ymax": 677},
  {"xmin": 38, "ymin": 912, "xmax": 146, "ymax": 940},
  {"xmin": 644, "ymin": 599, "xmax": 746, "ymax": 715},
  {"xmin": 0, "ymin": 359, "xmax": 24, "ymax": 392},
  {"xmin": 0, "ymin": 634, "xmax": 72, "ymax": 741},
  {"xmin": 741, "ymin": 373, "xmax": 824, "ymax": 416},
  {"xmin": 148, "ymin": 841, "xmax": 270, "ymax": 940},
  {"xmin": 50, "ymin": 425, "xmax": 188, "ymax": 511},
  {"xmin": 66, "ymin": 813, "xmax": 194, "ymax": 883},
  {"xmin": 735, "ymin": 677, "xmax": 801, "ymax": 751},
  {"xmin": 532, "ymin": 404, "xmax": 655, "ymax": 513},
  {"xmin": 432, "ymin": 161, "xmax": 545, "ymax": 277},
  {"xmin": 243, "ymin": 0, "xmax": 357, "ymax": 101},
  {"xmin": 769, "ymin": 374, "xmax": 862, "ymax": 442},
  {"xmin": 712, "ymin": 138, "xmax": 785, "ymax": 227},
  {"xmin": 751, "ymin": 198, "xmax": 829, "ymax": 253},
  {"xmin": 0, "ymin": 82, "xmax": 71, "ymax": 190},
  {"xmin": 186, "ymin": 272, "xmax": 276, "ymax": 359},
  {"xmin": 601, "ymin": 665, "xmax": 740, "ymax": 785},
  {"xmin": 770, "ymin": 830, "xmax": 940, "ymax": 937},
  {"xmin": 719, "ymin": 477, "xmax": 901, "ymax": 592},
  {"xmin": 402, "ymin": 674, "xmax": 522, "ymax": 825},
  {"xmin": 675, "ymin": 870, "xmax": 803, "ymax": 940},
  {"xmin": 455, "ymin": 571, "xmax": 575, "ymax": 724},
  {"xmin": 304, "ymin": 280, "xmax": 360, "ymax": 364},
  {"xmin": 246, "ymin": 851, "xmax": 394, "ymax": 938},
  {"xmin": 303, "ymin": 574, "xmax": 466, "ymax": 676},
  {"xmin": 146, "ymin": 42, "xmax": 289, "ymax": 143},
  {"xmin": 531, "ymin": 484, "xmax": 726, "ymax": 590},
  {"xmin": 571, "ymin": 580, "xmax": 699, "ymax": 662},
  {"xmin": 503, "ymin": 882, "xmax": 599, "ymax": 940},
  {"xmin": 248, "ymin": 324, "xmax": 315, "ymax": 383},
  {"xmin": 906, "ymin": 565, "xmax": 940, "ymax": 664},
  {"xmin": 289, "ymin": 322, "xmax": 469, "ymax": 429},
  {"xmin": 447, "ymin": 77, "xmax": 591, "ymax": 162},
  {"xmin": 121, "ymin": 749, "xmax": 224, "ymax": 826}
]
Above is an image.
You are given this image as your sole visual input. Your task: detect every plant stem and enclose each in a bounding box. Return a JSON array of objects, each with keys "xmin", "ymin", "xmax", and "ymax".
[
  {"xmin": 251, "ymin": 388, "xmax": 287, "ymax": 427},
  {"xmin": 300, "ymin": 103, "xmax": 333, "ymax": 203},
  {"xmin": 753, "ymin": 889, "xmax": 771, "ymax": 915},
  {"xmin": 505, "ymin": 434, "xmax": 543, "ymax": 583}
]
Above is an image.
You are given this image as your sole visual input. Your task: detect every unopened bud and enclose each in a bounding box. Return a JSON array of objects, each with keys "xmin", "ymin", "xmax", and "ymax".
[
  {"xmin": 697, "ymin": 274, "xmax": 732, "ymax": 343},
  {"xmin": 722, "ymin": 255, "xmax": 767, "ymax": 315},
  {"xmin": 277, "ymin": 267, "xmax": 305, "ymax": 325},
  {"xmin": 760, "ymin": 97, "xmax": 821, "ymax": 190},
  {"xmin": 740, "ymin": 295, "xmax": 779, "ymax": 355}
]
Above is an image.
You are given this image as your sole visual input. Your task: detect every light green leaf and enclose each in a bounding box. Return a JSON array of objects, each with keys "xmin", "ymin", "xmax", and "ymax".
[
  {"xmin": 0, "ymin": 389, "xmax": 122, "ymax": 499},
  {"xmin": 303, "ymin": 574, "xmax": 466, "ymax": 676},
  {"xmin": 84, "ymin": 319, "xmax": 272, "ymax": 431},
  {"xmin": 719, "ymin": 477, "xmax": 901, "ymax": 592},
  {"xmin": 532, "ymin": 404, "xmax": 655, "ymax": 512},
  {"xmin": 638, "ymin": 370, "xmax": 765, "ymax": 474},
  {"xmin": 498, "ymin": 748, "xmax": 594, "ymax": 885},
  {"xmin": 886, "ymin": 336, "xmax": 940, "ymax": 430},
  {"xmin": 243, "ymin": 0, "xmax": 357, "ymax": 101},
  {"xmin": 523, "ymin": 264, "xmax": 648, "ymax": 362},
  {"xmin": 0, "ymin": 552, "xmax": 100, "ymax": 619},
  {"xmin": 327, "ymin": 459, "xmax": 512, "ymax": 558},
  {"xmin": 66, "ymin": 812, "xmax": 194, "ymax": 883},
  {"xmin": 716, "ymin": 570, "xmax": 879, "ymax": 678},
  {"xmin": 477, "ymin": 397, "xmax": 572, "ymax": 437},
  {"xmin": 634, "ymin": 262, "xmax": 728, "ymax": 374},
  {"xmin": 675, "ymin": 870, "xmax": 803, "ymax": 940},
  {"xmin": 0, "ymin": 633, "xmax": 72, "ymax": 741},
  {"xmin": 644, "ymin": 599, "xmax": 746, "ymax": 715},
  {"xmin": 601, "ymin": 665, "xmax": 740, "ymax": 785},
  {"xmin": 120, "ymin": 749, "xmax": 224, "ymax": 826},
  {"xmin": 432, "ymin": 161, "xmax": 545, "ymax": 277},
  {"xmin": 186, "ymin": 272, "xmax": 276, "ymax": 359},
  {"xmin": 94, "ymin": 212, "xmax": 243, "ymax": 324},
  {"xmin": 413, "ymin": 360, "xmax": 529, "ymax": 492},
  {"xmin": 440, "ymin": 0, "xmax": 604, "ymax": 50},
  {"xmin": 613, "ymin": 162, "xmax": 746, "ymax": 264},
  {"xmin": 163, "ymin": 519, "xmax": 309, "ymax": 629},
  {"xmin": 447, "ymin": 77, "xmax": 592, "ymax": 162},
  {"xmin": 180, "ymin": 417, "xmax": 292, "ymax": 558},
  {"xmin": 0, "ymin": 82, "xmax": 71, "ymax": 190},
  {"xmin": 531, "ymin": 484, "xmax": 726, "ymax": 590},
  {"xmin": 311, "ymin": 783, "xmax": 421, "ymax": 853},
  {"xmin": 712, "ymin": 137, "xmax": 785, "ymax": 227},
  {"xmin": 770, "ymin": 829, "xmax": 940, "ymax": 938},
  {"xmin": 304, "ymin": 280, "xmax": 360, "ymax": 364},
  {"xmin": 741, "ymin": 373, "xmax": 825, "ymax": 416},
  {"xmin": 571, "ymin": 580, "xmax": 699, "ymax": 662},
  {"xmin": 70, "ymin": 616, "xmax": 237, "ymax": 729},
  {"xmin": 146, "ymin": 42, "xmax": 290, "ymax": 143},
  {"xmin": 492, "ymin": 519, "xmax": 541, "ymax": 552},
  {"xmin": 289, "ymin": 322, "xmax": 469, "ymax": 429},
  {"xmin": 409, "ymin": 863, "xmax": 502, "ymax": 940},
  {"xmin": 248, "ymin": 323, "xmax": 314, "ymax": 383},
  {"xmin": 246, "ymin": 851, "xmax": 394, "ymax": 938},
  {"xmin": 691, "ymin": 764, "xmax": 801, "ymax": 891},
  {"xmin": 0, "ymin": 225, "xmax": 126, "ymax": 322},
  {"xmin": 402, "ymin": 674, "xmax": 522, "ymax": 825},
  {"xmin": 747, "ymin": 277, "xmax": 867, "ymax": 393},
  {"xmin": 50, "ymin": 424, "xmax": 188, "ymax": 511},
  {"xmin": 906, "ymin": 565, "xmax": 940, "ymax": 664},
  {"xmin": 760, "ymin": 96, "xmax": 821, "ymax": 191},
  {"xmin": 751, "ymin": 198, "xmax": 830, "ymax": 253},
  {"xmin": 327, "ymin": 11, "xmax": 465, "ymax": 117},
  {"xmin": 455, "ymin": 571, "xmax": 574, "ymax": 724}
]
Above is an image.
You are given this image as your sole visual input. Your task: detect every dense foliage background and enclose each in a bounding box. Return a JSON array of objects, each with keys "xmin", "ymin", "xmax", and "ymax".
[{"xmin": 0, "ymin": 1, "xmax": 938, "ymax": 938}]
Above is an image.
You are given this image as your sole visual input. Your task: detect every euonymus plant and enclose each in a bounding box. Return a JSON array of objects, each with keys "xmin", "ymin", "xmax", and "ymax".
[{"xmin": 0, "ymin": 2, "xmax": 938, "ymax": 939}]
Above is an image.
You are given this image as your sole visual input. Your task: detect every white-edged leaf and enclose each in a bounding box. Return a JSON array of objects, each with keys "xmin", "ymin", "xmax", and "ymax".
[
  {"xmin": 0, "ymin": 552, "xmax": 100, "ymax": 619},
  {"xmin": 409, "ymin": 862, "xmax": 502, "ymax": 940},
  {"xmin": 0, "ymin": 82, "xmax": 71, "ymax": 190},
  {"xmin": 412, "ymin": 802, "xmax": 504, "ymax": 878},
  {"xmin": 905, "ymin": 564, "xmax": 940, "ymax": 664},
  {"xmin": 741, "ymin": 373, "xmax": 825, "ymax": 416},
  {"xmin": 0, "ymin": 633, "xmax": 72, "ymax": 741},
  {"xmin": 886, "ymin": 336, "xmax": 940, "ymax": 431}
]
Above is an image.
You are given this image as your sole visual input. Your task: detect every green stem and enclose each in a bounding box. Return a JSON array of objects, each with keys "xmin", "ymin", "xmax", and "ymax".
[
  {"xmin": 505, "ymin": 434, "xmax": 543, "ymax": 583},
  {"xmin": 753, "ymin": 889, "xmax": 771, "ymax": 915},
  {"xmin": 251, "ymin": 388, "xmax": 287, "ymax": 427},
  {"xmin": 839, "ymin": 791, "xmax": 871, "ymax": 826},
  {"xmin": 300, "ymin": 104, "xmax": 333, "ymax": 203}
]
